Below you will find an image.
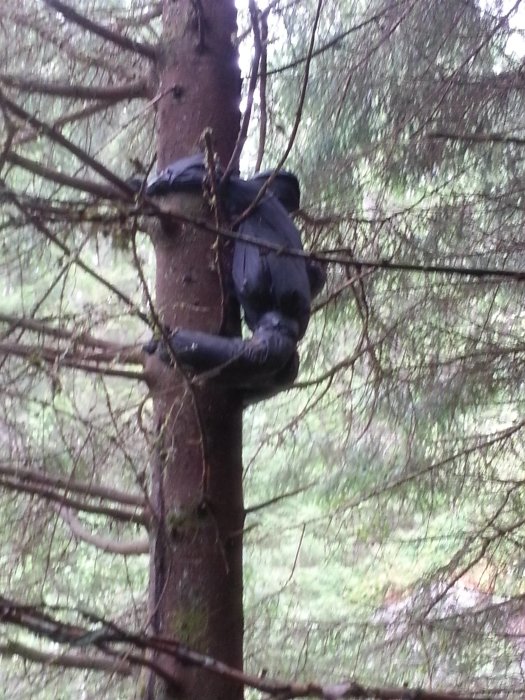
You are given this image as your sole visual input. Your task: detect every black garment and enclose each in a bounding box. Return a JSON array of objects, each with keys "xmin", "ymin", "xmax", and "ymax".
[
  {"xmin": 250, "ymin": 169, "xmax": 300, "ymax": 213},
  {"xmin": 140, "ymin": 154, "xmax": 324, "ymax": 403},
  {"xmin": 150, "ymin": 312, "xmax": 300, "ymax": 404},
  {"xmin": 226, "ymin": 176, "xmax": 311, "ymax": 339},
  {"xmin": 145, "ymin": 154, "xmax": 207, "ymax": 196}
]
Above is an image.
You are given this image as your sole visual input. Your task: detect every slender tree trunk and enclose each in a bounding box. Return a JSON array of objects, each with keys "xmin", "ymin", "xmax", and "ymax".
[{"xmin": 146, "ymin": 2, "xmax": 243, "ymax": 698}]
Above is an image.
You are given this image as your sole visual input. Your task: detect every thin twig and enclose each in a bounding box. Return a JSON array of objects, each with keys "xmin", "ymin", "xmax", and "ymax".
[
  {"xmin": 428, "ymin": 129, "xmax": 525, "ymax": 147},
  {"xmin": 223, "ymin": 0, "xmax": 262, "ymax": 179},
  {"xmin": 232, "ymin": 0, "xmax": 324, "ymax": 226},
  {"xmin": 254, "ymin": 11, "xmax": 268, "ymax": 171}
]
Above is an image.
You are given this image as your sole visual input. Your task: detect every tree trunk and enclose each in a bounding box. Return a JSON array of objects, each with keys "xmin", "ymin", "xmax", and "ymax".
[{"xmin": 146, "ymin": 2, "xmax": 243, "ymax": 698}]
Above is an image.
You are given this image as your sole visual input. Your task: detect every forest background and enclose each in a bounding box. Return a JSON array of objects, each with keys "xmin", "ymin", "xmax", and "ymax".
[{"xmin": 0, "ymin": 0, "xmax": 524, "ymax": 698}]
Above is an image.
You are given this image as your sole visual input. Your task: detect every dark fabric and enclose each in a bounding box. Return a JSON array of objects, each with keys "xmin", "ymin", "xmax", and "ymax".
[
  {"xmin": 146, "ymin": 153, "xmax": 207, "ymax": 196},
  {"xmin": 233, "ymin": 209, "xmax": 311, "ymax": 338},
  {"xmin": 140, "ymin": 154, "xmax": 324, "ymax": 402},
  {"xmin": 144, "ymin": 154, "xmax": 313, "ymax": 337},
  {"xmin": 144, "ymin": 313, "xmax": 299, "ymax": 405},
  {"xmin": 249, "ymin": 170, "xmax": 300, "ymax": 212},
  {"xmin": 221, "ymin": 175, "xmax": 311, "ymax": 338},
  {"xmin": 306, "ymin": 259, "xmax": 327, "ymax": 300}
]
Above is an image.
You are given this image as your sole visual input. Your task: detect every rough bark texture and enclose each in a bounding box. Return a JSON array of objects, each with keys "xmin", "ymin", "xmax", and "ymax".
[{"xmin": 146, "ymin": 2, "xmax": 243, "ymax": 699}]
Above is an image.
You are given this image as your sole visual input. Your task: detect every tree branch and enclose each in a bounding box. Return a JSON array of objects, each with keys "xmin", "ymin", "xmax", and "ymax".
[
  {"xmin": 0, "ymin": 89, "xmax": 137, "ymax": 196},
  {"xmin": 25, "ymin": 197, "xmax": 520, "ymax": 285},
  {"xmin": 137, "ymin": 206, "xmax": 525, "ymax": 282},
  {"xmin": 223, "ymin": 0, "xmax": 262, "ymax": 178},
  {"xmin": 343, "ymin": 419, "xmax": 525, "ymax": 511},
  {"xmin": 231, "ymin": 0, "xmax": 323, "ymax": 223},
  {"xmin": 428, "ymin": 129, "xmax": 525, "ymax": 147},
  {"xmin": 0, "ymin": 597, "xmax": 493, "ymax": 700},
  {"xmin": 0, "ymin": 639, "xmax": 132, "ymax": 675},
  {"xmin": 8, "ymin": 161, "xmax": 524, "ymax": 288},
  {"xmin": 265, "ymin": 6, "xmax": 389, "ymax": 77},
  {"xmin": 43, "ymin": 0, "xmax": 157, "ymax": 60},
  {"xmin": 0, "ymin": 74, "xmax": 149, "ymax": 101},
  {"xmin": 254, "ymin": 11, "xmax": 268, "ymax": 171},
  {"xmin": 0, "ymin": 312, "xmax": 138, "ymax": 353},
  {"xmin": 245, "ymin": 483, "xmax": 314, "ymax": 515},
  {"xmin": 0, "ymin": 598, "xmax": 175, "ymax": 686},
  {"xmin": 121, "ymin": 3, "xmax": 162, "ymax": 27},
  {"xmin": 4, "ymin": 152, "xmax": 120, "ymax": 199},
  {"xmin": 0, "ymin": 476, "xmax": 146, "ymax": 525},
  {"xmin": 0, "ymin": 340, "xmax": 146, "ymax": 381},
  {"xmin": 14, "ymin": 100, "xmax": 126, "ymax": 147},
  {"xmin": 0, "ymin": 462, "xmax": 145, "ymax": 508},
  {"xmin": 55, "ymin": 506, "xmax": 149, "ymax": 555}
]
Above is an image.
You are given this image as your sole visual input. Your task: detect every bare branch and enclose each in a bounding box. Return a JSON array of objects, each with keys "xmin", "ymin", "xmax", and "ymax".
[
  {"xmin": 0, "ymin": 596, "xmax": 494, "ymax": 700},
  {"xmin": 0, "ymin": 340, "xmax": 146, "ymax": 381},
  {"xmin": 43, "ymin": 0, "xmax": 157, "ymax": 60},
  {"xmin": 0, "ymin": 639, "xmax": 133, "ymax": 675},
  {"xmin": 0, "ymin": 74, "xmax": 149, "ymax": 101},
  {"xmin": 0, "ymin": 313, "xmax": 128, "ymax": 350},
  {"xmin": 4, "ymin": 152, "xmax": 120, "ymax": 199},
  {"xmin": 428, "ymin": 129, "xmax": 525, "ymax": 147},
  {"xmin": 0, "ymin": 89, "xmax": 136, "ymax": 196},
  {"xmin": 9, "ymin": 192, "xmax": 513, "ymax": 286},
  {"xmin": 0, "ymin": 463, "xmax": 145, "ymax": 508},
  {"xmin": 341, "ymin": 419, "xmax": 525, "ymax": 511},
  {"xmin": 265, "ymin": 5, "xmax": 390, "ymax": 77},
  {"xmin": 245, "ymin": 483, "xmax": 315, "ymax": 515},
  {"xmin": 135, "ymin": 206, "xmax": 525, "ymax": 282},
  {"xmin": 0, "ymin": 476, "xmax": 146, "ymax": 526},
  {"xmin": 55, "ymin": 506, "xmax": 149, "ymax": 555},
  {"xmin": 254, "ymin": 11, "xmax": 268, "ymax": 171},
  {"xmin": 122, "ymin": 3, "xmax": 162, "ymax": 27},
  {"xmin": 14, "ymin": 100, "xmax": 126, "ymax": 147},
  {"xmin": 223, "ymin": 0, "xmax": 262, "ymax": 178},
  {"xmin": 0, "ymin": 598, "xmax": 177, "ymax": 687},
  {"xmin": 232, "ymin": 0, "xmax": 324, "ymax": 223}
]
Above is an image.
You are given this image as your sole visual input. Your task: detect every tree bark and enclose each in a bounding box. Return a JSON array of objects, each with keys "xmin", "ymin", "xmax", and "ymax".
[{"xmin": 146, "ymin": 2, "xmax": 243, "ymax": 699}]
